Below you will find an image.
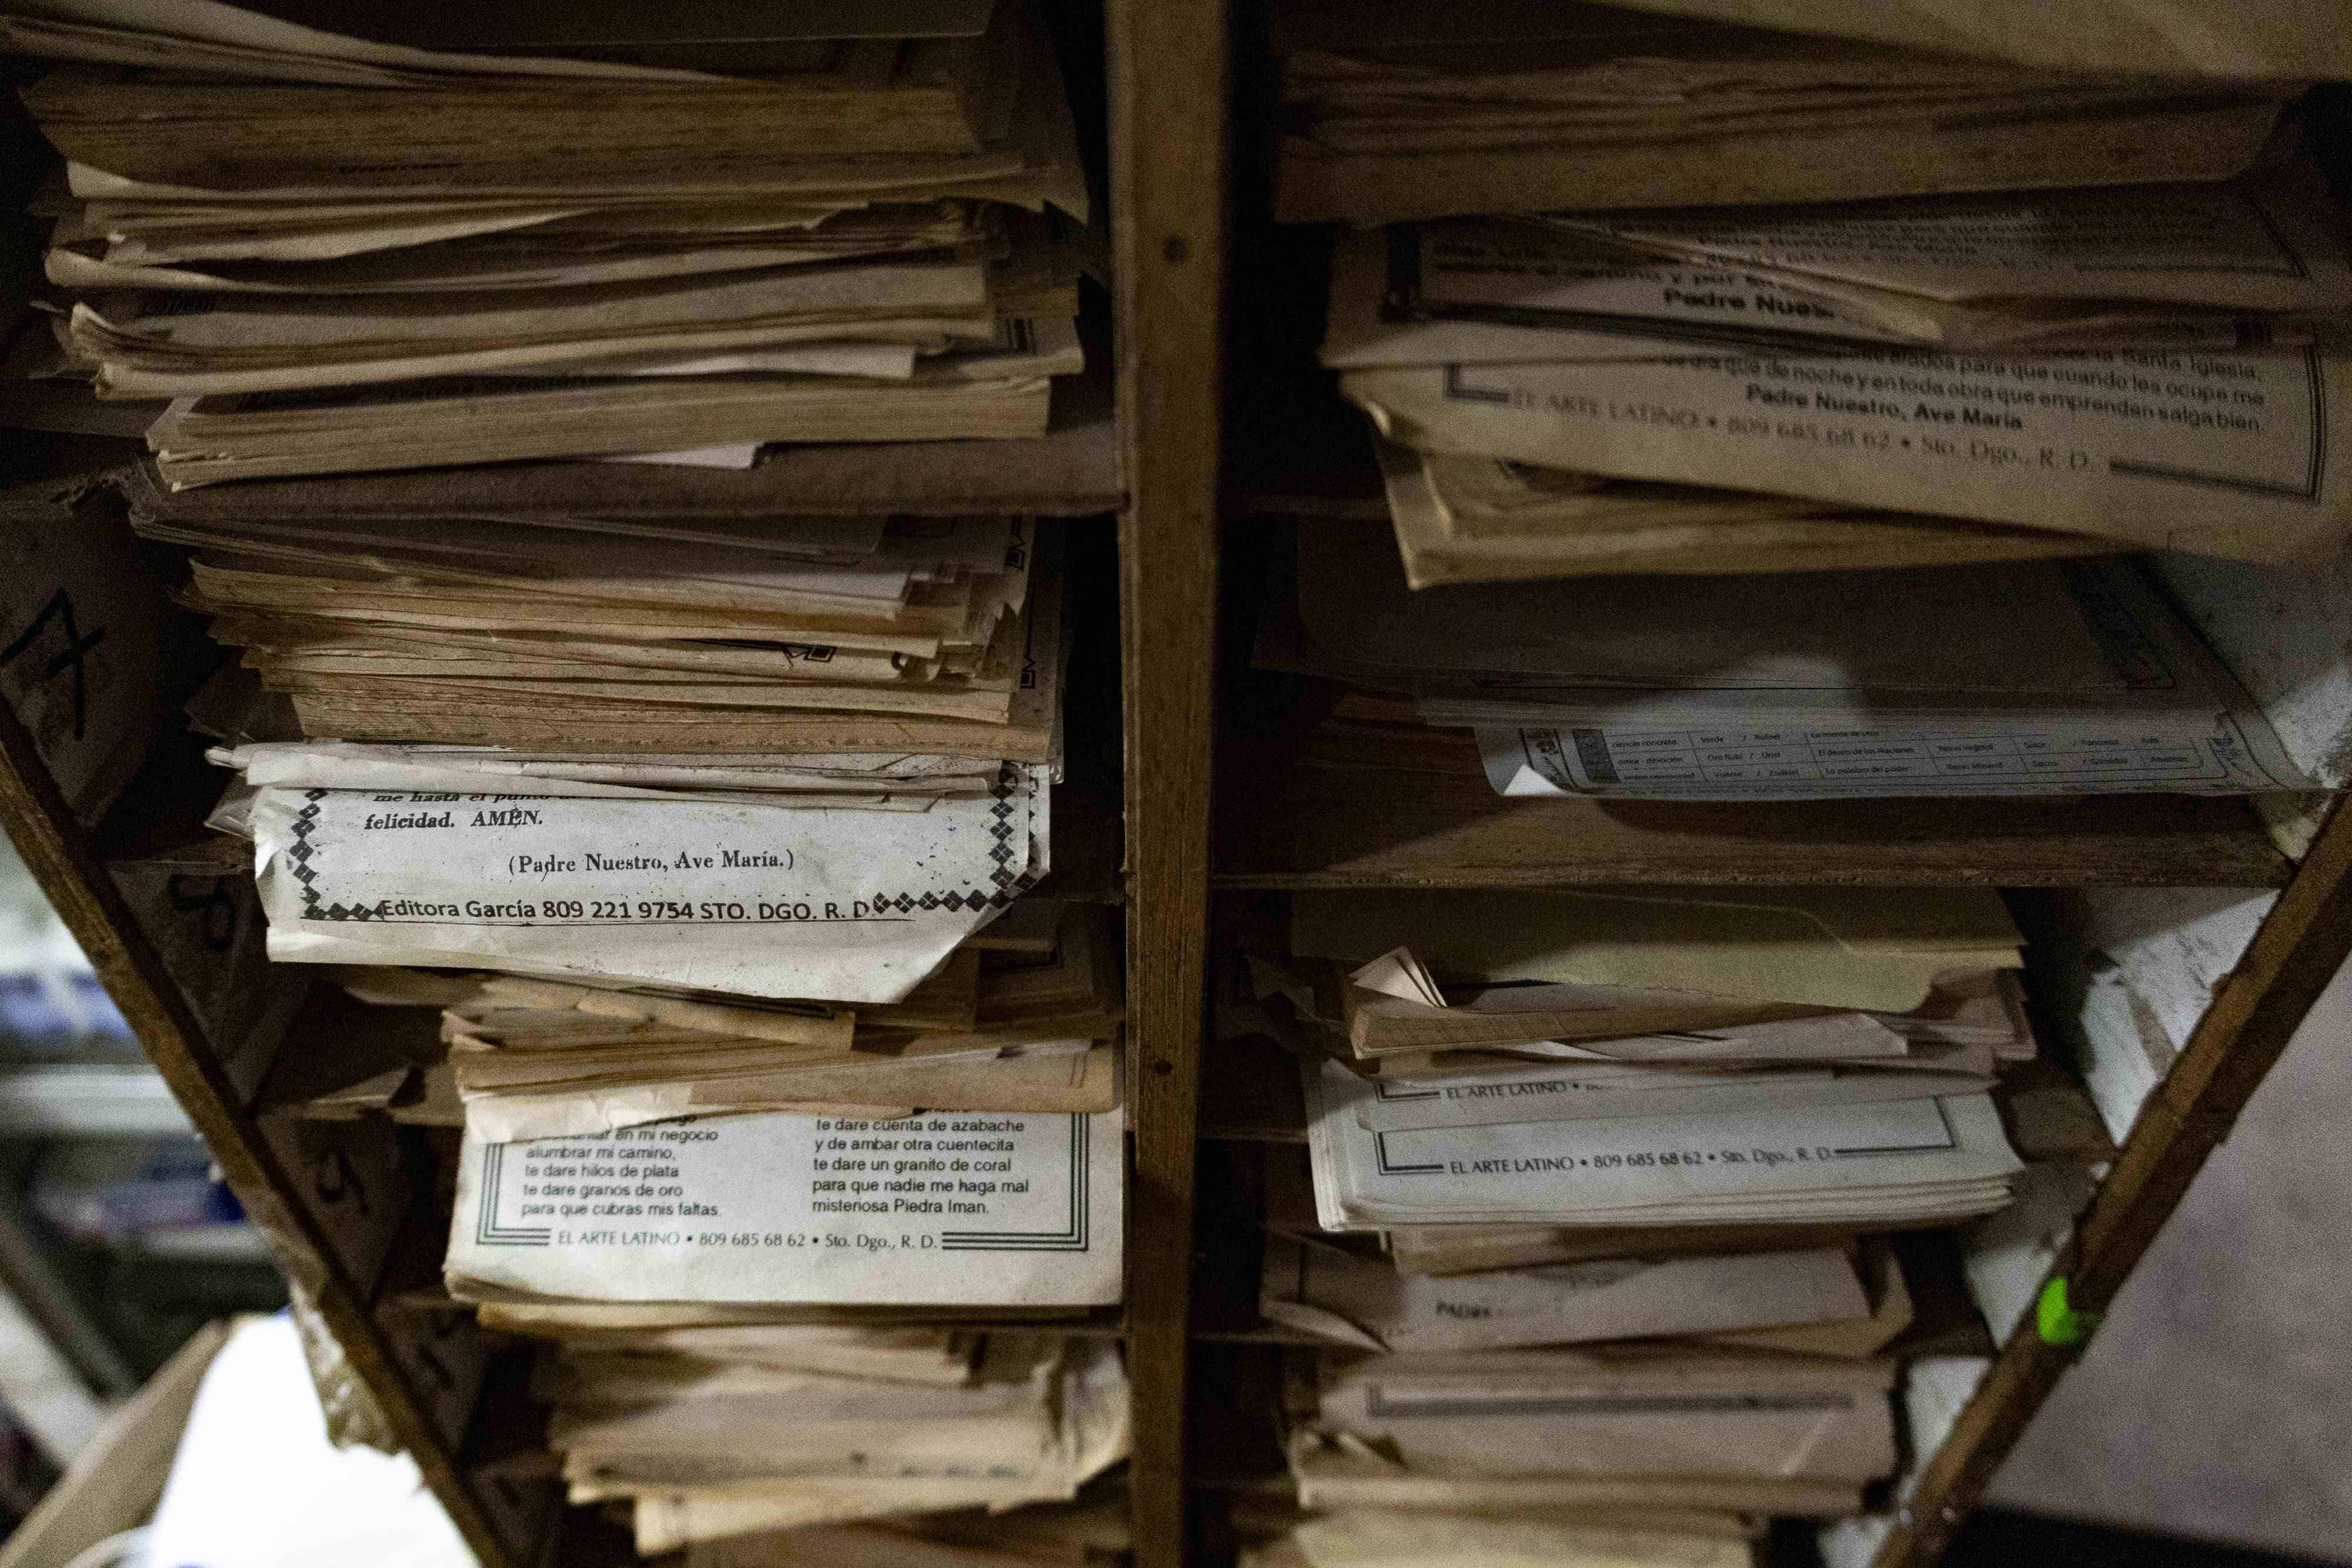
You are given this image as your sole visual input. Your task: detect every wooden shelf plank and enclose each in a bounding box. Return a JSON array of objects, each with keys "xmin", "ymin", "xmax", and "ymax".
[
  {"xmin": 1110, "ymin": 0, "xmax": 1229, "ymax": 1553},
  {"xmin": 1215, "ymin": 732, "xmax": 2293, "ymax": 890}
]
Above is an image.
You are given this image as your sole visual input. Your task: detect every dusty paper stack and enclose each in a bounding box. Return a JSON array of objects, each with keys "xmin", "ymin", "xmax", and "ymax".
[
  {"xmin": 1278, "ymin": 0, "xmax": 2352, "ymax": 582},
  {"xmin": 1271, "ymin": 0, "xmax": 2312, "ymax": 223},
  {"xmin": 522, "ymin": 1328, "xmax": 1129, "ymax": 1556},
  {"xmin": 154, "ymin": 505, "xmax": 1125, "ymax": 1546},
  {"xmin": 1261, "ymin": 523, "xmax": 2321, "ymax": 801},
  {"xmin": 1243, "ymin": 1508, "xmax": 1762, "ymax": 1568},
  {"xmin": 1331, "ymin": 165, "xmax": 2352, "ymax": 581},
  {"xmin": 149, "ymin": 511, "xmax": 1063, "ymax": 752},
  {"xmin": 446, "ymin": 1105, "xmax": 1126, "ymax": 1552},
  {"xmin": 666, "ymin": 1499, "xmax": 1131, "ymax": 1568},
  {"xmin": 326, "ymin": 895, "xmax": 1120, "ymax": 1143},
  {"xmin": 1237, "ymin": 885, "xmax": 2036, "ymax": 1516},
  {"xmin": 2, "ymin": 0, "xmax": 1092, "ymax": 483},
  {"xmin": 1277, "ymin": 885, "xmax": 2031, "ymax": 1243},
  {"xmin": 1282, "ymin": 1347, "xmax": 1899, "ymax": 1517},
  {"xmin": 177, "ymin": 521, "xmax": 1123, "ymax": 1133}
]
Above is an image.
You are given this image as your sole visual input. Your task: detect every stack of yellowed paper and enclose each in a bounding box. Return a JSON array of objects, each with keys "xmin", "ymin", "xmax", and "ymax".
[
  {"xmin": 521, "ymin": 1329, "xmax": 1129, "ymax": 1554},
  {"xmin": 445, "ymin": 1105, "xmax": 1126, "ymax": 1312},
  {"xmin": 1271, "ymin": 0, "xmax": 2306, "ymax": 223},
  {"xmin": 1277, "ymin": 885, "xmax": 2030, "ymax": 1238},
  {"xmin": 1274, "ymin": 0, "xmax": 2352, "ymax": 579},
  {"xmin": 1202, "ymin": 876, "xmax": 2019, "ymax": 1541},
  {"xmin": 1242, "ymin": 1508, "xmax": 1760, "ymax": 1568},
  {"xmin": 1258, "ymin": 1233, "xmax": 1918, "ymax": 1358},
  {"xmin": 1326, "ymin": 163, "xmax": 2352, "ymax": 580},
  {"xmin": 1214, "ymin": 875, "xmax": 2064, "ymax": 1532},
  {"xmin": 328, "ymin": 898, "xmax": 1122, "ymax": 1142},
  {"xmin": 1279, "ymin": 885, "xmax": 2033, "ymax": 1076},
  {"xmin": 4, "ymin": 0, "xmax": 1094, "ymax": 482},
  {"xmin": 170, "ymin": 520, "xmax": 1075, "ymax": 998},
  {"xmin": 671, "ymin": 1499, "xmax": 1132, "ymax": 1568},
  {"xmin": 145, "ymin": 513, "xmax": 1062, "ymax": 753},
  {"xmin": 435, "ymin": 1098, "xmax": 1127, "ymax": 1553},
  {"xmin": 1282, "ymin": 1347, "xmax": 1898, "ymax": 1517}
]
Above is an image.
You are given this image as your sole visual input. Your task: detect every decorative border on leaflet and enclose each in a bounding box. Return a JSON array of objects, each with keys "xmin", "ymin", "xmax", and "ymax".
[
  {"xmin": 286, "ymin": 788, "xmax": 385, "ymax": 922},
  {"xmin": 474, "ymin": 1143, "xmax": 552, "ymax": 1248},
  {"xmin": 860, "ymin": 765, "xmax": 1035, "ymax": 915},
  {"xmin": 939, "ymin": 1114, "xmax": 1092, "ymax": 1253}
]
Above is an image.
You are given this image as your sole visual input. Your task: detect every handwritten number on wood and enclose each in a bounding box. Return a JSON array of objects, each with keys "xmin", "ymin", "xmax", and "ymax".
[
  {"xmin": 419, "ymin": 1308, "xmax": 465, "ymax": 1389},
  {"xmin": 415, "ymin": 1340, "xmax": 458, "ymax": 1392},
  {"xmin": 166, "ymin": 874, "xmax": 240, "ymax": 952},
  {"xmin": 0, "ymin": 589, "xmax": 105, "ymax": 741},
  {"xmin": 312, "ymin": 1146, "xmax": 370, "ymax": 1215}
]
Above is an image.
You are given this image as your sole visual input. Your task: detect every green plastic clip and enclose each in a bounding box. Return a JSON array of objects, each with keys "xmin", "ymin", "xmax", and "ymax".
[{"xmin": 2036, "ymin": 1276, "xmax": 2101, "ymax": 1346}]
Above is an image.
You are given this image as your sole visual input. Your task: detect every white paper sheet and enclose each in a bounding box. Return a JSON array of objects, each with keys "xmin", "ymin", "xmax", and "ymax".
[
  {"xmin": 1351, "ymin": 1055, "xmax": 1993, "ymax": 1133},
  {"xmin": 448, "ymin": 1106, "xmax": 1123, "ymax": 1306},
  {"xmin": 1304, "ymin": 1059, "xmax": 2020, "ymax": 1229},
  {"xmin": 1347, "ymin": 343, "xmax": 2352, "ymax": 564},
  {"xmin": 248, "ymin": 767, "xmax": 1047, "ymax": 1002},
  {"xmin": 603, "ymin": 445, "xmax": 764, "ymax": 469}
]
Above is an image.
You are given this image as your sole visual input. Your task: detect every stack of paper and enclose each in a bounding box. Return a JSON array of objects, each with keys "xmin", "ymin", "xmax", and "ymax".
[
  {"xmin": 1259, "ymin": 1234, "xmax": 1909, "ymax": 1355},
  {"xmin": 145, "ymin": 513, "xmax": 1060, "ymax": 751},
  {"xmin": 1271, "ymin": 0, "xmax": 2303, "ymax": 223},
  {"xmin": 4, "ymin": 0, "xmax": 1093, "ymax": 482},
  {"xmin": 338, "ymin": 898, "xmax": 1121, "ymax": 1142},
  {"xmin": 1284, "ymin": 1347, "xmax": 1898, "ymax": 1516},
  {"xmin": 670, "ymin": 1499, "xmax": 1132, "ymax": 1568},
  {"xmin": 440, "ymin": 1102, "xmax": 1125, "ymax": 1548},
  {"xmin": 522, "ymin": 1329, "xmax": 1128, "ymax": 1553},
  {"xmin": 1243, "ymin": 1509, "xmax": 1760, "ymax": 1568},
  {"xmin": 1262, "ymin": 524, "xmax": 2318, "ymax": 801},
  {"xmin": 9, "ymin": 11, "xmax": 1139, "ymax": 1528},
  {"xmin": 1216, "ymin": 884, "xmax": 2007, "ymax": 1519},
  {"xmin": 1325, "ymin": 164, "xmax": 2352, "ymax": 580},
  {"xmin": 1285, "ymin": 885, "xmax": 2031, "ymax": 1075},
  {"xmin": 446, "ymin": 1106, "xmax": 1125, "ymax": 1313},
  {"xmin": 169, "ymin": 508, "xmax": 1127, "ymax": 1549},
  {"xmin": 1304, "ymin": 1057, "xmax": 2020, "ymax": 1231},
  {"xmin": 1272, "ymin": 0, "xmax": 2352, "ymax": 579},
  {"xmin": 175, "ymin": 523, "xmax": 1067, "ymax": 999},
  {"xmin": 1280, "ymin": 885, "xmax": 2029, "ymax": 1235}
]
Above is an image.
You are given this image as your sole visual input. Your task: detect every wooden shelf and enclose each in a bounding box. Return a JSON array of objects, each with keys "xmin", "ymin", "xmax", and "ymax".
[{"xmin": 1214, "ymin": 727, "xmax": 2293, "ymax": 890}]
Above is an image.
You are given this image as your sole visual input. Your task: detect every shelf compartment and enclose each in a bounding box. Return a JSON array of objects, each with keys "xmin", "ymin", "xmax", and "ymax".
[{"xmin": 1215, "ymin": 723, "xmax": 2293, "ymax": 890}]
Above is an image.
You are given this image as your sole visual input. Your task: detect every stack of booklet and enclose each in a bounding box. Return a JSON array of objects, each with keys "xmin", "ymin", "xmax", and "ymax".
[
  {"xmin": 4, "ymin": 0, "xmax": 1092, "ymax": 483},
  {"xmin": 524, "ymin": 1329, "xmax": 1128, "ymax": 1554},
  {"xmin": 1277, "ymin": 0, "xmax": 2352, "ymax": 583},
  {"xmin": 1250, "ymin": 885, "xmax": 2033, "ymax": 1516},
  {"xmin": 1260, "ymin": 523, "xmax": 2322, "ymax": 802}
]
